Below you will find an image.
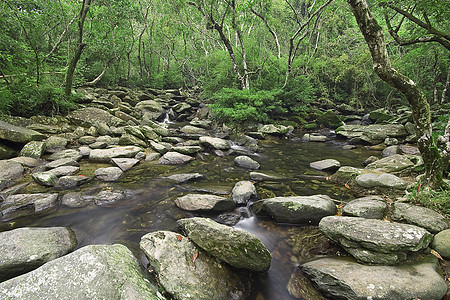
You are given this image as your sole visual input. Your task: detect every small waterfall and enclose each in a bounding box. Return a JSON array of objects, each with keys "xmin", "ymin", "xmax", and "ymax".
[{"xmin": 162, "ymin": 111, "xmax": 172, "ymax": 124}]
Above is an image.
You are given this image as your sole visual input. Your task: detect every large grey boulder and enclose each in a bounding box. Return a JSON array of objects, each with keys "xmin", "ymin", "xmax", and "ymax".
[
  {"xmin": 1, "ymin": 193, "xmax": 58, "ymax": 221},
  {"xmin": 0, "ymin": 227, "xmax": 77, "ymax": 281},
  {"xmin": 47, "ymin": 166, "xmax": 80, "ymax": 177},
  {"xmin": 342, "ymin": 196, "xmax": 387, "ymax": 219},
  {"xmin": 89, "ymin": 146, "xmax": 142, "ymax": 162},
  {"xmin": 432, "ymin": 229, "xmax": 450, "ymax": 259},
  {"xmin": 32, "ymin": 172, "xmax": 58, "ymax": 187},
  {"xmin": 94, "ymin": 167, "xmax": 123, "ymax": 182},
  {"xmin": 319, "ymin": 216, "xmax": 433, "ymax": 265},
  {"xmin": 356, "ymin": 172, "xmax": 407, "ymax": 189},
  {"xmin": 251, "ymin": 195, "xmax": 337, "ymax": 224},
  {"xmin": 111, "ymin": 158, "xmax": 139, "ymax": 172},
  {"xmin": 55, "ymin": 175, "xmax": 90, "ymax": 190},
  {"xmin": 178, "ymin": 217, "xmax": 271, "ymax": 272},
  {"xmin": 180, "ymin": 125, "xmax": 208, "ymax": 135},
  {"xmin": 300, "ymin": 255, "xmax": 447, "ymax": 300},
  {"xmin": 258, "ymin": 124, "xmax": 291, "ymax": 135},
  {"xmin": 135, "ymin": 100, "xmax": 164, "ymax": 117},
  {"xmin": 0, "ymin": 160, "xmax": 24, "ymax": 190},
  {"xmin": 175, "ymin": 194, "xmax": 235, "ymax": 212},
  {"xmin": 0, "ymin": 120, "xmax": 46, "ymax": 143},
  {"xmin": 47, "ymin": 149, "xmax": 82, "ymax": 162},
  {"xmin": 232, "ymin": 181, "xmax": 257, "ymax": 205},
  {"xmin": 365, "ymin": 154, "xmax": 414, "ymax": 173},
  {"xmin": 68, "ymin": 107, "xmax": 124, "ymax": 128},
  {"xmin": 140, "ymin": 231, "xmax": 250, "ymax": 300},
  {"xmin": 166, "ymin": 173, "xmax": 204, "ymax": 183},
  {"xmin": 336, "ymin": 124, "xmax": 407, "ymax": 145},
  {"xmin": 19, "ymin": 141, "xmax": 45, "ymax": 158},
  {"xmin": 0, "ymin": 244, "xmax": 165, "ymax": 300},
  {"xmin": 45, "ymin": 158, "xmax": 79, "ymax": 170},
  {"xmin": 157, "ymin": 152, "xmax": 194, "ymax": 165},
  {"xmin": 44, "ymin": 136, "xmax": 68, "ymax": 152},
  {"xmin": 94, "ymin": 189, "xmax": 126, "ymax": 206},
  {"xmin": 199, "ymin": 136, "xmax": 230, "ymax": 150},
  {"xmin": 234, "ymin": 156, "xmax": 260, "ymax": 169},
  {"xmin": 309, "ymin": 159, "xmax": 341, "ymax": 172},
  {"xmin": 61, "ymin": 192, "xmax": 94, "ymax": 208},
  {"xmin": 393, "ymin": 202, "xmax": 448, "ymax": 233}
]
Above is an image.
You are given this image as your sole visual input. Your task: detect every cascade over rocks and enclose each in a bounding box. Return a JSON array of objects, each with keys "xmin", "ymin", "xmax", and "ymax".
[
  {"xmin": 319, "ymin": 216, "xmax": 433, "ymax": 265},
  {"xmin": 178, "ymin": 217, "xmax": 271, "ymax": 272},
  {"xmin": 140, "ymin": 230, "xmax": 250, "ymax": 300}
]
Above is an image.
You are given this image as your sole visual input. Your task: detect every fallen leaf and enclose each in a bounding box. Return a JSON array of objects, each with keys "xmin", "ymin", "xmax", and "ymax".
[
  {"xmin": 344, "ymin": 183, "xmax": 351, "ymax": 189},
  {"xmin": 176, "ymin": 235, "xmax": 183, "ymax": 241},
  {"xmin": 431, "ymin": 249, "xmax": 444, "ymax": 261},
  {"xmin": 79, "ymin": 175, "xmax": 86, "ymax": 177},
  {"xmin": 192, "ymin": 252, "xmax": 198, "ymax": 263},
  {"xmin": 326, "ymin": 177, "xmax": 330, "ymax": 181}
]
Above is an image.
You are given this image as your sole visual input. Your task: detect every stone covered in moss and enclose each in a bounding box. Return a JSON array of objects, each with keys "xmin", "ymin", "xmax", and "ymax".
[
  {"xmin": 316, "ymin": 110, "xmax": 343, "ymax": 128},
  {"xmin": 251, "ymin": 195, "xmax": 337, "ymax": 224},
  {"xmin": 140, "ymin": 230, "xmax": 250, "ymax": 300},
  {"xmin": 178, "ymin": 217, "xmax": 271, "ymax": 272}
]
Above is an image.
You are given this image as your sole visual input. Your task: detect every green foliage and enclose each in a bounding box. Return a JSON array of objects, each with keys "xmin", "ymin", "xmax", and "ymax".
[
  {"xmin": 407, "ymin": 184, "xmax": 450, "ymax": 216},
  {"xmin": 0, "ymin": 82, "xmax": 75, "ymax": 117},
  {"xmin": 278, "ymin": 75, "xmax": 316, "ymax": 113},
  {"xmin": 210, "ymin": 88, "xmax": 286, "ymax": 125}
]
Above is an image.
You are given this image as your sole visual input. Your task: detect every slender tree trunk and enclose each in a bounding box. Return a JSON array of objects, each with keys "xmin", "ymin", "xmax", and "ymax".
[
  {"xmin": 64, "ymin": 0, "xmax": 92, "ymax": 96},
  {"xmin": 348, "ymin": 0, "xmax": 448, "ymax": 188},
  {"xmin": 442, "ymin": 64, "xmax": 450, "ymax": 104}
]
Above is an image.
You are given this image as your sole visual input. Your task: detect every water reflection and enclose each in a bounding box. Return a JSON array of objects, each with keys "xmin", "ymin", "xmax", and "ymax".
[{"xmin": 1, "ymin": 135, "xmax": 379, "ymax": 299}]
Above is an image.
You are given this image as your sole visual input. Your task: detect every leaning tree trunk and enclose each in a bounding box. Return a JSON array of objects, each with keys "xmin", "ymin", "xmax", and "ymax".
[
  {"xmin": 347, "ymin": 0, "xmax": 448, "ymax": 188},
  {"xmin": 64, "ymin": 0, "xmax": 92, "ymax": 96}
]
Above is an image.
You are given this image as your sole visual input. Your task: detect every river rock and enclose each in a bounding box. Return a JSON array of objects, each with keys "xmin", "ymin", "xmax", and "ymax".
[
  {"xmin": 302, "ymin": 134, "xmax": 328, "ymax": 142},
  {"xmin": 9, "ymin": 157, "xmax": 43, "ymax": 168},
  {"xmin": 94, "ymin": 167, "xmax": 123, "ymax": 182},
  {"xmin": 140, "ymin": 125, "xmax": 160, "ymax": 140},
  {"xmin": 249, "ymin": 171, "xmax": 284, "ymax": 181},
  {"xmin": 19, "ymin": 141, "xmax": 45, "ymax": 158},
  {"xmin": 157, "ymin": 152, "xmax": 194, "ymax": 165},
  {"xmin": 232, "ymin": 181, "xmax": 257, "ymax": 205},
  {"xmin": 234, "ymin": 156, "xmax": 260, "ymax": 169},
  {"xmin": 135, "ymin": 100, "xmax": 164, "ymax": 116},
  {"xmin": 47, "ymin": 166, "xmax": 80, "ymax": 177},
  {"xmin": 0, "ymin": 227, "xmax": 77, "ymax": 281},
  {"xmin": 432, "ymin": 229, "xmax": 450, "ymax": 259},
  {"xmin": 150, "ymin": 141, "xmax": 170, "ymax": 154},
  {"xmin": 0, "ymin": 120, "xmax": 46, "ymax": 143},
  {"xmin": 180, "ymin": 125, "xmax": 207, "ymax": 135},
  {"xmin": 342, "ymin": 196, "xmax": 387, "ymax": 219},
  {"xmin": 119, "ymin": 133, "xmax": 147, "ymax": 147},
  {"xmin": 68, "ymin": 107, "xmax": 124, "ymax": 128},
  {"xmin": 363, "ymin": 156, "xmax": 378, "ymax": 166},
  {"xmin": 94, "ymin": 189, "xmax": 126, "ymax": 206},
  {"xmin": 61, "ymin": 192, "xmax": 94, "ymax": 208},
  {"xmin": 0, "ymin": 143, "xmax": 16, "ymax": 159},
  {"xmin": 300, "ymin": 255, "xmax": 447, "ymax": 300},
  {"xmin": 79, "ymin": 135, "xmax": 96, "ymax": 145},
  {"xmin": 393, "ymin": 202, "xmax": 448, "ymax": 233},
  {"xmin": 319, "ymin": 216, "xmax": 433, "ymax": 264},
  {"xmin": 382, "ymin": 145, "xmax": 400, "ymax": 157},
  {"xmin": 1, "ymin": 193, "xmax": 58, "ymax": 220},
  {"xmin": 0, "ymin": 160, "xmax": 24, "ymax": 190},
  {"xmin": 55, "ymin": 175, "xmax": 90, "ymax": 190},
  {"xmin": 178, "ymin": 217, "xmax": 271, "ymax": 272},
  {"xmin": 251, "ymin": 195, "xmax": 337, "ymax": 224},
  {"xmin": 166, "ymin": 173, "xmax": 204, "ymax": 183},
  {"xmin": 336, "ymin": 124, "xmax": 407, "ymax": 145},
  {"xmin": 32, "ymin": 172, "xmax": 58, "ymax": 187},
  {"xmin": 0, "ymin": 244, "xmax": 164, "ymax": 299},
  {"xmin": 175, "ymin": 194, "xmax": 235, "ymax": 212},
  {"xmin": 111, "ymin": 158, "xmax": 139, "ymax": 171},
  {"xmin": 316, "ymin": 110, "xmax": 343, "ymax": 128},
  {"xmin": 142, "ymin": 120, "xmax": 170, "ymax": 137},
  {"xmin": 140, "ymin": 231, "xmax": 250, "ymax": 300},
  {"xmin": 172, "ymin": 145, "xmax": 202, "ymax": 155},
  {"xmin": 45, "ymin": 158, "xmax": 79, "ymax": 170},
  {"xmin": 258, "ymin": 124, "xmax": 291, "ymax": 135},
  {"xmin": 89, "ymin": 146, "xmax": 142, "ymax": 162},
  {"xmin": 47, "ymin": 149, "xmax": 82, "ymax": 162},
  {"xmin": 44, "ymin": 136, "xmax": 68, "ymax": 152},
  {"xmin": 365, "ymin": 154, "xmax": 414, "ymax": 173},
  {"xmin": 356, "ymin": 172, "xmax": 407, "ymax": 189},
  {"xmin": 309, "ymin": 159, "xmax": 340, "ymax": 172},
  {"xmin": 199, "ymin": 136, "xmax": 230, "ymax": 150}
]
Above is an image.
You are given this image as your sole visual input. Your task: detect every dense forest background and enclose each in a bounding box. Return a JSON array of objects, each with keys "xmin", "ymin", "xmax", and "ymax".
[{"xmin": 0, "ymin": 0, "xmax": 449, "ymax": 125}]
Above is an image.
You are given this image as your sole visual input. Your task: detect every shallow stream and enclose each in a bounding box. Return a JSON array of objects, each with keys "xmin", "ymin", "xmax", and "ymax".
[{"xmin": 1, "ymin": 132, "xmax": 379, "ymax": 299}]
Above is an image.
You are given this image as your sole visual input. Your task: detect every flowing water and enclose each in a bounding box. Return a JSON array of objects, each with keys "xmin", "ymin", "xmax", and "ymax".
[{"xmin": 0, "ymin": 132, "xmax": 379, "ymax": 299}]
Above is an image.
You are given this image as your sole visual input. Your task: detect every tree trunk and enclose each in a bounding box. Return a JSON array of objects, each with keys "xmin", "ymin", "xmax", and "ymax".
[
  {"xmin": 347, "ymin": 0, "xmax": 447, "ymax": 188},
  {"xmin": 64, "ymin": 0, "xmax": 92, "ymax": 96}
]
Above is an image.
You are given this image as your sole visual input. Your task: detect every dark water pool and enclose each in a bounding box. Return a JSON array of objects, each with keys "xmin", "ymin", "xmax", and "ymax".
[{"xmin": 0, "ymin": 134, "xmax": 379, "ymax": 299}]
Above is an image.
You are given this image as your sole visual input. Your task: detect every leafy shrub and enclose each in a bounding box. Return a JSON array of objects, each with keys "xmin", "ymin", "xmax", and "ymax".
[
  {"xmin": 407, "ymin": 184, "xmax": 450, "ymax": 216},
  {"xmin": 210, "ymin": 88, "xmax": 286, "ymax": 126}
]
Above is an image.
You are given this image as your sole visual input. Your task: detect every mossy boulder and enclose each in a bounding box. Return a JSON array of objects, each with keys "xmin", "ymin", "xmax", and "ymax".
[
  {"xmin": 178, "ymin": 217, "xmax": 271, "ymax": 272},
  {"xmin": 316, "ymin": 110, "xmax": 344, "ymax": 128}
]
